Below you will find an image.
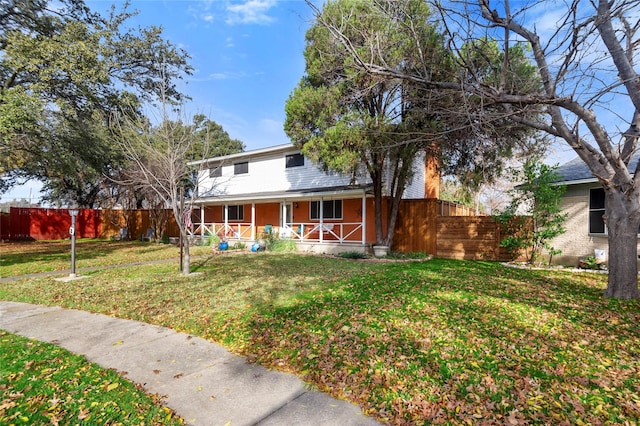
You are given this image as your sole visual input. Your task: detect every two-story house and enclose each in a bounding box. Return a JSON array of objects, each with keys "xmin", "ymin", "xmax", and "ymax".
[{"xmin": 189, "ymin": 143, "xmax": 436, "ymax": 253}]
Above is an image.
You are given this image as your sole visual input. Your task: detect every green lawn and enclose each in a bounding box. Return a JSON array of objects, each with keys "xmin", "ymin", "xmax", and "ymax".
[
  {"xmin": 0, "ymin": 331, "xmax": 183, "ymax": 425},
  {"xmin": 1, "ymin": 241, "xmax": 639, "ymax": 424},
  {"xmin": 0, "ymin": 239, "xmax": 213, "ymax": 277}
]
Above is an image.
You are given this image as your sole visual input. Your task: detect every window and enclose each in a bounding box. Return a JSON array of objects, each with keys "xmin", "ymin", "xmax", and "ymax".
[
  {"xmin": 226, "ymin": 205, "xmax": 244, "ymax": 221},
  {"xmin": 234, "ymin": 162, "xmax": 248, "ymax": 175},
  {"xmin": 310, "ymin": 200, "xmax": 342, "ymax": 220},
  {"xmin": 286, "ymin": 153, "xmax": 305, "ymax": 168},
  {"xmin": 589, "ymin": 187, "xmax": 606, "ymax": 234},
  {"xmin": 209, "ymin": 166, "xmax": 222, "ymax": 178}
]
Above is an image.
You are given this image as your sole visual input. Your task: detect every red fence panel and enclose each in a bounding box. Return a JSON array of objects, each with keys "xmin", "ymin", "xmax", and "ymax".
[
  {"xmin": 6, "ymin": 207, "xmax": 101, "ymax": 240},
  {"xmin": 0, "ymin": 212, "xmax": 9, "ymax": 240},
  {"xmin": 9, "ymin": 207, "xmax": 33, "ymax": 240}
]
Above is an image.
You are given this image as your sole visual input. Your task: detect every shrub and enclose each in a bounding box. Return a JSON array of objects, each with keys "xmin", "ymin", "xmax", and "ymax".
[
  {"xmin": 269, "ymin": 238, "xmax": 297, "ymax": 252},
  {"xmin": 202, "ymin": 232, "xmax": 220, "ymax": 247},
  {"xmin": 386, "ymin": 251, "xmax": 429, "ymax": 260},
  {"xmin": 496, "ymin": 159, "xmax": 567, "ymax": 265},
  {"xmin": 338, "ymin": 251, "xmax": 367, "ymax": 259},
  {"xmin": 580, "ymin": 255, "xmax": 606, "ymax": 270}
]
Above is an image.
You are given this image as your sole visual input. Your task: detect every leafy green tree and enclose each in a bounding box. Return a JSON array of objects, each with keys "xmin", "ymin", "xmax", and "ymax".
[
  {"xmin": 497, "ymin": 159, "xmax": 567, "ymax": 265},
  {"xmin": 439, "ymin": 177, "xmax": 476, "ymax": 208},
  {"xmin": 286, "ymin": 0, "xmax": 452, "ymax": 247},
  {"xmin": 0, "ymin": 0, "xmax": 192, "ymax": 206},
  {"xmin": 294, "ymin": 0, "xmax": 546, "ymax": 247}
]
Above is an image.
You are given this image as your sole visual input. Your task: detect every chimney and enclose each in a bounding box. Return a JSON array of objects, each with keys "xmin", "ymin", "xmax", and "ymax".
[{"xmin": 424, "ymin": 153, "xmax": 439, "ymax": 199}]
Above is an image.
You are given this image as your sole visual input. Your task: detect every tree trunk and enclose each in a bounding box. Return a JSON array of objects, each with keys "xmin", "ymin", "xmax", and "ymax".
[
  {"xmin": 371, "ymin": 164, "xmax": 385, "ymax": 246},
  {"xmin": 181, "ymin": 228, "xmax": 191, "ymax": 275},
  {"xmin": 173, "ymin": 203, "xmax": 191, "ymax": 276},
  {"xmin": 604, "ymin": 190, "xmax": 640, "ymax": 299}
]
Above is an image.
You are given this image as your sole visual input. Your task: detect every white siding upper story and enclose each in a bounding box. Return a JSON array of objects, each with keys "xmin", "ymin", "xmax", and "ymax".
[
  {"xmin": 402, "ymin": 151, "xmax": 426, "ymax": 199},
  {"xmin": 193, "ymin": 143, "xmax": 426, "ymax": 200}
]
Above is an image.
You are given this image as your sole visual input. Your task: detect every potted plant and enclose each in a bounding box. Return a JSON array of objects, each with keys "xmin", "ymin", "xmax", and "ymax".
[{"xmin": 373, "ymin": 245, "xmax": 389, "ymax": 257}]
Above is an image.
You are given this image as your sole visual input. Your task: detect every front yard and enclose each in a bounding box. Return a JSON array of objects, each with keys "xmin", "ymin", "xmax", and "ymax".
[{"xmin": 1, "ymin": 240, "xmax": 639, "ymax": 424}]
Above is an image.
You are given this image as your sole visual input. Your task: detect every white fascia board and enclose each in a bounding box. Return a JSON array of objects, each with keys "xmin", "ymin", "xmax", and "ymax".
[
  {"xmin": 194, "ymin": 188, "xmax": 370, "ymax": 205},
  {"xmin": 189, "ymin": 143, "xmax": 295, "ymax": 167},
  {"xmin": 552, "ymin": 178, "xmax": 598, "ymax": 186}
]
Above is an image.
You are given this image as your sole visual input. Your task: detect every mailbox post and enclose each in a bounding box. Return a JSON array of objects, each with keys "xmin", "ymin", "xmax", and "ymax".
[{"xmin": 69, "ymin": 209, "xmax": 78, "ymax": 278}]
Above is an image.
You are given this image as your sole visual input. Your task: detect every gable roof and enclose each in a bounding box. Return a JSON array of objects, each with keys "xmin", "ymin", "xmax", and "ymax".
[
  {"xmin": 554, "ymin": 153, "xmax": 640, "ymax": 185},
  {"xmin": 189, "ymin": 143, "xmax": 296, "ymax": 167}
]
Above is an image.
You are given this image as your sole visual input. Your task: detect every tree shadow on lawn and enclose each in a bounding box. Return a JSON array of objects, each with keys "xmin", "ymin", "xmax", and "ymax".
[
  {"xmin": 423, "ymin": 259, "xmax": 639, "ymax": 328},
  {"xmin": 240, "ymin": 258, "xmax": 640, "ymax": 424},
  {"xmin": 0, "ymin": 240, "xmax": 181, "ymax": 274}
]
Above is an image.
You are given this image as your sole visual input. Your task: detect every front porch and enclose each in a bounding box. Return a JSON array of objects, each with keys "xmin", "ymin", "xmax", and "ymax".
[{"xmin": 188, "ymin": 191, "xmax": 376, "ymax": 254}]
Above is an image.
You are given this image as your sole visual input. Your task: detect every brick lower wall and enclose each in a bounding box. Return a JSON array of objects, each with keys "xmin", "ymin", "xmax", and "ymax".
[{"xmin": 550, "ymin": 183, "xmax": 640, "ymax": 267}]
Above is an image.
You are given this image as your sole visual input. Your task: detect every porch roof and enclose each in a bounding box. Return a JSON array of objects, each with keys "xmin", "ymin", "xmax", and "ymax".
[{"xmin": 194, "ymin": 184, "xmax": 373, "ymax": 205}]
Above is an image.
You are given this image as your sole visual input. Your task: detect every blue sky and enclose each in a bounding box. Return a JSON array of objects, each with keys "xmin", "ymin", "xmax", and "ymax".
[{"xmin": 109, "ymin": 0, "xmax": 316, "ymax": 150}]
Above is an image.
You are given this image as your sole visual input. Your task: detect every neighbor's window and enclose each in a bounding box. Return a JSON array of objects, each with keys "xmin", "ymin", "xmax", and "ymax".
[
  {"xmin": 310, "ymin": 200, "xmax": 342, "ymax": 220},
  {"xmin": 285, "ymin": 153, "xmax": 305, "ymax": 168},
  {"xmin": 209, "ymin": 166, "xmax": 222, "ymax": 178},
  {"xmin": 234, "ymin": 161, "xmax": 248, "ymax": 175},
  {"xmin": 589, "ymin": 187, "xmax": 606, "ymax": 234},
  {"xmin": 226, "ymin": 205, "xmax": 244, "ymax": 221}
]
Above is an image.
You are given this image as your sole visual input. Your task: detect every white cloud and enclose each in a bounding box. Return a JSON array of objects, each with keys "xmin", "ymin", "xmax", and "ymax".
[
  {"xmin": 259, "ymin": 118, "xmax": 282, "ymax": 134},
  {"xmin": 226, "ymin": 0, "xmax": 278, "ymax": 25},
  {"xmin": 189, "ymin": 70, "xmax": 248, "ymax": 82},
  {"xmin": 209, "ymin": 72, "xmax": 232, "ymax": 80},
  {"xmin": 186, "ymin": 1, "xmax": 219, "ymax": 26}
]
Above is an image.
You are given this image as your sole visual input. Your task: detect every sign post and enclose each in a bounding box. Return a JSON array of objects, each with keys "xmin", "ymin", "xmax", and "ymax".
[{"xmin": 69, "ymin": 209, "xmax": 78, "ymax": 278}]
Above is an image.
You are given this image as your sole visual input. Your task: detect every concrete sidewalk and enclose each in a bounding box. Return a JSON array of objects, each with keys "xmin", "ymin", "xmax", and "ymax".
[{"xmin": 0, "ymin": 301, "xmax": 381, "ymax": 426}]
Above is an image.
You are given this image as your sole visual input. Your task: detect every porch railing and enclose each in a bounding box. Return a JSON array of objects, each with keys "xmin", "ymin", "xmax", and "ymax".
[
  {"xmin": 191, "ymin": 223, "xmax": 254, "ymax": 239},
  {"xmin": 190, "ymin": 222, "xmax": 364, "ymax": 244}
]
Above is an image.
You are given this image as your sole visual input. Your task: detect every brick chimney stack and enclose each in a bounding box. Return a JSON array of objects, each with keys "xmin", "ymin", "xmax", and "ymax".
[{"xmin": 424, "ymin": 154, "xmax": 439, "ymax": 199}]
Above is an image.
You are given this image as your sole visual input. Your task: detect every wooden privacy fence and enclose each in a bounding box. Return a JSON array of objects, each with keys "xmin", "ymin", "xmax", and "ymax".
[
  {"xmin": 393, "ymin": 199, "xmax": 516, "ymax": 261},
  {"xmin": 0, "ymin": 212, "xmax": 10, "ymax": 241},
  {"xmin": 1, "ymin": 207, "xmax": 179, "ymax": 241}
]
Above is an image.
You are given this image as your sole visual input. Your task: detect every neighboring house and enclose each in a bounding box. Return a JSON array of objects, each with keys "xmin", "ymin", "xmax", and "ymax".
[
  {"xmin": 188, "ymin": 143, "xmax": 437, "ymax": 253},
  {"xmin": 550, "ymin": 155, "xmax": 640, "ymax": 265}
]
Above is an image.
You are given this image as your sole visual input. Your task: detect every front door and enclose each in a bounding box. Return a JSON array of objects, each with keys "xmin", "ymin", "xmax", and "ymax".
[{"xmin": 280, "ymin": 202, "xmax": 293, "ymax": 236}]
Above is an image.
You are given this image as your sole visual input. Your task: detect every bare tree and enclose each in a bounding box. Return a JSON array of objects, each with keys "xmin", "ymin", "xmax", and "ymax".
[
  {"xmin": 311, "ymin": 0, "xmax": 640, "ymax": 299},
  {"xmin": 111, "ymin": 98, "xmax": 210, "ymax": 275}
]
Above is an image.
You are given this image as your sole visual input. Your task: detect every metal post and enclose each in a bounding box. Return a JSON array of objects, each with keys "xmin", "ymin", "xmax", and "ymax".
[
  {"xmin": 179, "ymin": 187, "xmax": 184, "ymax": 273},
  {"xmin": 69, "ymin": 209, "xmax": 79, "ymax": 278}
]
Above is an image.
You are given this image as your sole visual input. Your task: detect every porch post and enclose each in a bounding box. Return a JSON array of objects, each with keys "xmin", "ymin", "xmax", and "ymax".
[
  {"xmin": 282, "ymin": 203, "xmax": 288, "ymax": 229},
  {"xmin": 200, "ymin": 205, "xmax": 205, "ymax": 237},
  {"xmin": 251, "ymin": 202, "xmax": 256, "ymax": 240},
  {"xmin": 319, "ymin": 198, "xmax": 324, "ymax": 243},
  {"xmin": 224, "ymin": 205, "xmax": 228, "ymax": 231},
  {"xmin": 361, "ymin": 194, "xmax": 366, "ymax": 245}
]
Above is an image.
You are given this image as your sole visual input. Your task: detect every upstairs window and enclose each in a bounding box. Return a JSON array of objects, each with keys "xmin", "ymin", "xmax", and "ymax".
[
  {"xmin": 234, "ymin": 161, "xmax": 248, "ymax": 175},
  {"xmin": 310, "ymin": 200, "xmax": 342, "ymax": 220},
  {"xmin": 286, "ymin": 153, "xmax": 305, "ymax": 168},
  {"xmin": 226, "ymin": 205, "xmax": 244, "ymax": 221},
  {"xmin": 589, "ymin": 188, "xmax": 606, "ymax": 234},
  {"xmin": 209, "ymin": 166, "xmax": 222, "ymax": 178}
]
